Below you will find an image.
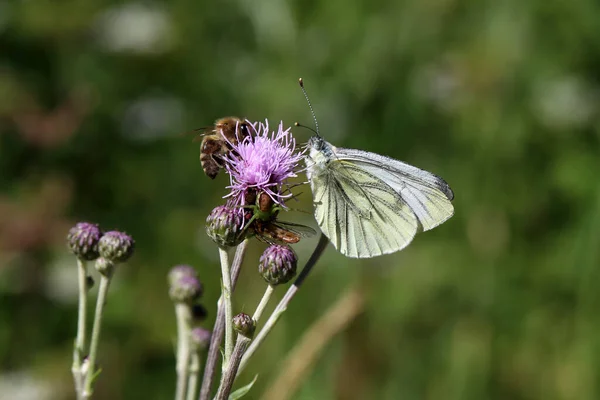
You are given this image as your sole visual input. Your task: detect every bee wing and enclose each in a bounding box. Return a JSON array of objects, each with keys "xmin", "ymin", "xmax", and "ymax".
[
  {"xmin": 309, "ymin": 157, "xmax": 419, "ymax": 258},
  {"xmin": 271, "ymin": 221, "xmax": 317, "ymax": 238},
  {"xmin": 336, "ymin": 148, "xmax": 454, "ymax": 232}
]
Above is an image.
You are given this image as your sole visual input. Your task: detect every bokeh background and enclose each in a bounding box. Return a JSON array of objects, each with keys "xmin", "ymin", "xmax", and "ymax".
[{"xmin": 1, "ymin": 0, "xmax": 600, "ymax": 399}]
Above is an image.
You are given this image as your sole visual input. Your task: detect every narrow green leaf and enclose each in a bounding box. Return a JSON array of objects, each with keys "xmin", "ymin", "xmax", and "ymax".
[{"xmin": 228, "ymin": 375, "xmax": 258, "ymax": 400}]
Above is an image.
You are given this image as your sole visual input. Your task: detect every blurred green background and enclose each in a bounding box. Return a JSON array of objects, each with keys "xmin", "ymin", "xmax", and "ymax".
[{"xmin": 1, "ymin": 0, "xmax": 600, "ymax": 399}]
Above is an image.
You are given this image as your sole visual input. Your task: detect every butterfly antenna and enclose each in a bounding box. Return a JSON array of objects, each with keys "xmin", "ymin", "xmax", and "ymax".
[{"xmin": 298, "ymin": 78, "xmax": 320, "ymax": 137}]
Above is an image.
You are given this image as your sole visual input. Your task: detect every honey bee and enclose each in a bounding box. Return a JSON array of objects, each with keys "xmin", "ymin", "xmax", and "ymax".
[
  {"xmin": 244, "ymin": 192, "xmax": 316, "ymax": 245},
  {"xmin": 198, "ymin": 117, "xmax": 254, "ymax": 179}
]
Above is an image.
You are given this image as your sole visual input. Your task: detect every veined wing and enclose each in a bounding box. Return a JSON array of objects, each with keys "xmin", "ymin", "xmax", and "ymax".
[
  {"xmin": 336, "ymin": 148, "xmax": 454, "ymax": 231},
  {"xmin": 272, "ymin": 221, "xmax": 317, "ymax": 238},
  {"xmin": 310, "ymin": 159, "xmax": 419, "ymax": 258}
]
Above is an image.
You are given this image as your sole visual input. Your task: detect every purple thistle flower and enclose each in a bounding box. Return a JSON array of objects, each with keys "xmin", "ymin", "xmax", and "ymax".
[{"xmin": 224, "ymin": 120, "xmax": 303, "ymax": 209}]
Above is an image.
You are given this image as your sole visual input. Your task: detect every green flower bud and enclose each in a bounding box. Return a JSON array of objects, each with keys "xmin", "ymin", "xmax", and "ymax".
[
  {"xmin": 232, "ymin": 313, "xmax": 255, "ymax": 338},
  {"xmin": 169, "ymin": 275, "xmax": 203, "ymax": 303},
  {"xmin": 168, "ymin": 265, "xmax": 197, "ymax": 286},
  {"xmin": 258, "ymin": 245, "xmax": 297, "ymax": 286},
  {"xmin": 98, "ymin": 231, "xmax": 135, "ymax": 264},
  {"xmin": 67, "ymin": 222, "xmax": 102, "ymax": 261},
  {"xmin": 205, "ymin": 206, "xmax": 245, "ymax": 248}
]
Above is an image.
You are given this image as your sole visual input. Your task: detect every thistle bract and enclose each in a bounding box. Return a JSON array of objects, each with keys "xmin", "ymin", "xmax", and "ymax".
[
  {"xmin": 232, "ymin": 313, "xmax": 256, "ymax": 338},
  {"xmin": 206, "ymin": 205, "xmax": 246, "ymax": 248},
  {"xmin": 258, "ymin": 245, "xmax": 298, "ymax": 286},
  {"xmin": 169, "ymin": 275, "xmax": 203, "ymax": 303},
  {"xmin": 67, "ymin": 222, "xmax": 103, "ymax": 261},
  {"xmin": 98, "ymin": 231, "xmax": 135, "ymax": 264}
]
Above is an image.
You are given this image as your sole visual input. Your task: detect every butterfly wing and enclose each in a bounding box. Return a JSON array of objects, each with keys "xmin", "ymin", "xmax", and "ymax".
[
  {"xmin": 310, "ymin": 158, "xmax": 419, "ymax": 258},
  {"xmin": 336, "ymin": 148, "xmax": 454, "ymax": 232}
]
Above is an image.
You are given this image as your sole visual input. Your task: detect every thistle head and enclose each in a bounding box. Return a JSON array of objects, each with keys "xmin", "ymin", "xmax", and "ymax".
[
  {"xmin": 205, "ymin": 205, "xmax": 246, "ymax": 248},
  {"xmin": 67, "ymin": 222, "xmax": 103, "ymax": 261},
  {"xmin": 98, "ymin": 231, "xmax": 135, "ymax": 264},
  {"xmin": 258, "ymin": 245, "xmax": 298, "ymax": 286},
  {"xmin": 168, "ymin": 264, "xmax": 198, "ymax": 286},
  {"xmin": 169, "ymin": 274, "xmax": 204, "ymax": 303},
  {"xmin": 224, "ymin": 120, "xmax": 303, "ymax": 210},
  {"xmin": 232, "ymin": 313, "xmax": 256, "ymax": 338}
]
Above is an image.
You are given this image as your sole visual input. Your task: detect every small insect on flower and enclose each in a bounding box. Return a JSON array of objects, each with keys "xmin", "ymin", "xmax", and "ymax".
[
  {"xmin": 245, "ymin": 192, "xmax": 316, "ymax": 245},
  {"xmin": 196, "ymin": 117, "xmax": 255, "ymax": 179}
]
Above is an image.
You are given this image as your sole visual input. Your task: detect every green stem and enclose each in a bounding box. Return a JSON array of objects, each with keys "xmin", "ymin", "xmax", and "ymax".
[
  {"xmin": 237, "ymin": 233, "xmax": 329, "ymax": 375},
  {"xmin": 252, "ymin": 285, "xmax": 275, "ymax": 324},
  {"xmin": 219, "ymin": 248, "xmax": 234, "ymax": 367},
  {"xmin": 175, "ymin": 303, "xmax": 193, "ymax": 400},
  {"xmin": 215, "ymin": 336, "xmax": 252, "ymax": 400},
  {"xmin": 186, "ymin": 352, "xmax": 201, "ymax": 400},
  {"xmin": 82, "ymin": 273, "xmax": 112, "ymax": 399},
  {"xmin": 72, "ymin": 258, "xmax": 88, "ymax": 400},
  {"xmin": 199, "ymin": 240, "xmax": 248, "ymax": 400}
]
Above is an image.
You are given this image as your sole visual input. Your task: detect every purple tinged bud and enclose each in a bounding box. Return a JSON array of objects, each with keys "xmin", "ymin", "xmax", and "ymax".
[
  {"xmin": 190, "ymin": 327, "xmax": 211, "ymax": 351},
  {"xmin": 205, "ymin": 206, "xmax": 246, "ymax": 248},
  {"xmin": 169, "ymin": 275, "xmax": 203, "ymax": 303},
  {"xmin": 67, "ymin": 222, "xmax": 103, "ymax": 261},
  {"xmin": 232, "ymin": 313, "xmax": 255, "ymax": 338},
  {"xmin": 168, "ymin": 265, "xmax": 198, "ymax": 286},
  {"xmin": 98, "ymin": 231, "xmax": 135, "ymax": 264},
  {"xmin": 258, "ymin": 245, "xmax": 297, "ymax": 286}
]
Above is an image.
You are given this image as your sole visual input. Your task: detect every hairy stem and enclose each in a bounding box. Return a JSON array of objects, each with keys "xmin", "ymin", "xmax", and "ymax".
[
  {"xmin": 219, "ymin": 248, "xmax": 234, "ymax": 367},
  {"xmin": 72, "ymin": 259, "xmax": 88, "ymax": 400},
  {"xmin": 238, "ymin": 233, "xmax": 329, "ymax": 374},
  {"xmin": 215, "ymin": 336, "xmax": 252, "ymax": 400},
  {"xmin": 175, "ymin": 303, "xmax": 192, "ymax": 400},
  {"xmin": 253, "ymin": 285, "xmax": 275, "ymax": 324},
  {"xmin": 82, "ymin": 274, "xmax": 112, "ymax": 399},
  {"xmin": 199, "ymin": 240, "xmax": 248, "ymax": 400}
]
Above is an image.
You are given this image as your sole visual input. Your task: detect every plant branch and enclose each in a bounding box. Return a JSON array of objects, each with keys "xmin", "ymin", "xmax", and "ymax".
[
  {"xmin": 186, "ymin": 350, "xmax": 201, "ymax": 400},
  {"xmin": 198, "ymin": 240, "xmax": 248, "ymax": 400},
  {"xmin": 72, "ymin": 259, "xmax": 88, "ymax": 399},
  {"xmin": 219, "ymin": 248, "xmax": 234, "ymax": 366},
  {"xmin": 175, "ymin": 303, "xmax": 193, "ymax": 400},
  {"xmin": 215, "ymin": 335, "xmax": 252, "ymax": 400},
  {"xmin": 252, "ymin": 285, "xmax": 275, "ymax": 324},
  {"xmin": 82, "ymin": 273, "xmax": 112, "ymax": 399},
  {"xmin": 237, "ymin": 233, "xmax": 329, "ymax": 374}
]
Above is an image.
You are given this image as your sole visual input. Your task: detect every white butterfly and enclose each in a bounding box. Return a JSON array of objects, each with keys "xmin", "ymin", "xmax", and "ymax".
[{"xmin": 305, "ymin": 135, "xmax": 454, "ymax": 258}]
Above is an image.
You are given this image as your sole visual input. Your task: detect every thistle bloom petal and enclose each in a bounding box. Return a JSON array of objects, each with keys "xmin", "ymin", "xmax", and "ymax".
[{"xmin": 224, "ymin": 120, "xmax": 303, "ymax": 209}]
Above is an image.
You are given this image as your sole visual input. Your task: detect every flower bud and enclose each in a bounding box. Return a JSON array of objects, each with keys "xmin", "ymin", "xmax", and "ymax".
[
  {"xmin": 98, "ymin": 231, "xmax": 135, "ymax": 264},
  {"xmin": 95, "ymin": 257, "xmax": 115, "ymax": 277},
  {"xmin": 232, "ymin": 313, "xmax": 255, "ymax": 338},
  {"xmin": 205, "ymin": 206, "xmax": 245, "ymax": 248},
  {"xmin": 169, "ymin": 275, "xmax": 203, "ymax": 303},
  {"xmin": 258, "ymin": 245, "xmax": 297, "ymax": 286},
  {"xmin": 190, "ymin": 327, "xmax": 211, "ymax": 352},
  {"xmin": 67, "ymin": 222, "xmax": 102, "ymax": 261},
  {"xmin": 168, "ymin": 265, "xmax": 197, "ymax": 286}
]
